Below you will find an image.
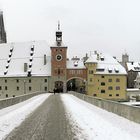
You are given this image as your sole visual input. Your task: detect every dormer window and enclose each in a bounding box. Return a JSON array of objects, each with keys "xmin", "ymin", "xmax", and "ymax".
[
  {"xmin": 29, "ymin": 62, "xmax": 32, "ymax": 68},
  {"xmin": 115, "ymin": 68, "xmax": 119, "ymax": 73},
  {"xmin": 100, "ymin": 56, "xmax": 104, "ymax": 61},
  {"xmin": 29, "ymin": 56, "xmax": 33, "ymax": 62},
  {"xmin": 30, "ymin": 51, "xmax": 33, "ymax": 56},
  {"xmin": 10, "ymin": 47, "xmax": 13, "ymax": 52},
  {"xmin": 108, "ymin": 68, "xmax": 112, "ymax": 73},
  {"xmin": 9, "ymin": 52, "xmax": 12, "ymax": 57},
  {"xmin": 6, "ymin": 64, "xmax": 9, "ymax": 69},
  {"xmin": 28, "ymin": 69, "xmax": 32, "ymax": 77},
  {"xmin": 74, "ymin": 61, "xmax": 78, "ymax": 67},
  {"xmin": 4, "ymin": 70, "xmax": 8, "ymax": 75},
  {"xmin": 31, "ymin": 45, "xmax": 34, "ymax": 51},
  {"xmin": 7, "ymin": 58, "xmax": 11, "ymax": 63}
]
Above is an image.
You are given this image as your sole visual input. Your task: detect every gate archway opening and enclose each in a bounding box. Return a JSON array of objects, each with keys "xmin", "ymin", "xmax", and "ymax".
[
  {"xmin": 67, "ymin": 78, "xmax": 86, "ymax": 94},
  {"xmin": 55, "ymin": 81, "xmax": 63, "ymax": 93}
]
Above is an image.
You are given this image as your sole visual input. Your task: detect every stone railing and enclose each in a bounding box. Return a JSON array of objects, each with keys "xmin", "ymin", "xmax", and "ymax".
[
  {"xmin": 0, "ymin": 92, "xmax": 46, "ymax": 109},
  {"xmin": 70, "ymin": 91, "xmax": 140, "ymax": 124}
]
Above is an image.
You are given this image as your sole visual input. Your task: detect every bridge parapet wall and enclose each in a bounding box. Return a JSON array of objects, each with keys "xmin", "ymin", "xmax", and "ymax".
[
  {"xmin": 0, "ymin": 92, "xmax": 45, "ymax": 109},
  {"xmin": 70, "ymin": 91, "xmax": 140, "ymax": 124}
]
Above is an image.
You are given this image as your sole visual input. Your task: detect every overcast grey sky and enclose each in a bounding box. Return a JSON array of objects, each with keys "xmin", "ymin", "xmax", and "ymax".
[{"xmin": 0, "ymin": 0, "xmax": 140, "ymax": 61}]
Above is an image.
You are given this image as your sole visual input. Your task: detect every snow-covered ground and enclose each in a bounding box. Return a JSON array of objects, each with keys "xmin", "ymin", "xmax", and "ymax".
[
  {"xmin": 0, "ymin": 93, "xmax": 50, "ymax": 140},
  {"xmin": 61, "ymin": 94, "xmax": 140, "ymax": 140}
]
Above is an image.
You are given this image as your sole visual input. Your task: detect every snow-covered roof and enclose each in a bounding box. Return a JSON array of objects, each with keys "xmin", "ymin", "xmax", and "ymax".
[
  {"xmin": 67, "ymin": 60, "xmax": 86, "ymax": 69},
  {"xmin": 85, "ymin": 53, "xmax": 127, "ymax": 75},
  {"xmin": 86, "ymin": 55, "xmax": 98, "ymax": 63},
  {"xmin": 0, "ymin": 41, "xmax": 51, "ymax": 77},
  {"xmin": 127, "ymin": 62, "xmax": 140, "ymax": 72}
]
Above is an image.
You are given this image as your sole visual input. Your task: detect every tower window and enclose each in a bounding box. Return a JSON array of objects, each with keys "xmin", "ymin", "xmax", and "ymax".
[
  {"xmin": 58, "ymin": 69, "xmax": 60, "ymax": 75},
  {"xmin": 89, "ymin": 70, "xmax": 93, "ymax": 74},
  {"xmin": 44, "ymin": 79, "xmax": 47, "ymax": 83},
  {"xmin": 101, "ymin": 76, "xmax": 104, "ymax": 78},
  {"xmin": 16, "ymin": 79, "xmax": 19, "ymax": 83},
  {"xmin": 29, "ymin": 79, "xmax": 31, "ymax": 83},
  {"xmin": 5, "ymin": 80, "xmax": 7, "ymax": 83},
  {"xmin": 108, "ymin": 79, "xmax": 112, "ymax": 82}
]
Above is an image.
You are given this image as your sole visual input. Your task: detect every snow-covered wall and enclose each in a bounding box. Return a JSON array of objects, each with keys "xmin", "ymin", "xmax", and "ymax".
[
  {"xmin": 0, "ymin": 92, "xmax": 45, "ymax": 109},
  {"xmin": 70, "ymin": 91, "xmax": 140, "ymax": 124}
]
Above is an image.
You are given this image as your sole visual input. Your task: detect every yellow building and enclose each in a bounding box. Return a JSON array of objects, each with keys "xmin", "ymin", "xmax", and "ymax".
[{"xmin": 85, "ymin": 52, "xmax": 127, "ymax": 101}]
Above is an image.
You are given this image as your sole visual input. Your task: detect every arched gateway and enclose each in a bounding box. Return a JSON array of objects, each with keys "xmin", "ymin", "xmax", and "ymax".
[{"xmin": 50, "ymin": 23, "xmax": 87, "ymax": 93}]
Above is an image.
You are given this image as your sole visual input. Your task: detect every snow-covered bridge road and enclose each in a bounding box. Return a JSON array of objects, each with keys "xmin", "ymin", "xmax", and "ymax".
[{"xmin": 1, "ymin": 94, "xmax": 140, "ymax": 140}]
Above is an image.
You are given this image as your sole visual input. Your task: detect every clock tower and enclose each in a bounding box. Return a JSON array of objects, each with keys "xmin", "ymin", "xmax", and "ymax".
[{"xmin": 50, "ymin": 23, "xmax": 67, "ymax": 92}]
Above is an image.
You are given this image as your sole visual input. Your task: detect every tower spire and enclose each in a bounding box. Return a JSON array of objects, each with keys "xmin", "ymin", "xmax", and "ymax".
[
  {"xmin": 56, "ymin": 21, "xmax": 62, "ymax": 46},
  {"xmin": 58, "ymin": 21, "xmax": 60, "ymax": 30}
]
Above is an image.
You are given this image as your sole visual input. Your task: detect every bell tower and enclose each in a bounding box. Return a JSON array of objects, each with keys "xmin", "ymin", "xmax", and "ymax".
[{"xmin": 50, "ymin": 22, "xmax": 67, "ymax": 92}]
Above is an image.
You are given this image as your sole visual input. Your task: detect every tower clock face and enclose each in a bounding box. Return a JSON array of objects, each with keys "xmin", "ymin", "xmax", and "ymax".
[{"xmin": 56, "ymin": 54, "xmax": 62, "ymax": 61}]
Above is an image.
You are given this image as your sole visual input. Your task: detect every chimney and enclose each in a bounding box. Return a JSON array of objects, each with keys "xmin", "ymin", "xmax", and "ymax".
[
  {"xmin": 44, "ymin": 54, "xmax": 47, "ymax": 65},
  {"xmin": 24, "ymin": 63, "xmax": 28, "ymax": 72}
]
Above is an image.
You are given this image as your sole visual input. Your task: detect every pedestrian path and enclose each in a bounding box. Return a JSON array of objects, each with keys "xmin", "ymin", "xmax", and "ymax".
[
  {"xmin": 4, "ymin": 94, "xmax": 140, "ymax": 140},
  {"xmin": 5, "ymin": 95, "xmax": 75, "ymax": 140}
]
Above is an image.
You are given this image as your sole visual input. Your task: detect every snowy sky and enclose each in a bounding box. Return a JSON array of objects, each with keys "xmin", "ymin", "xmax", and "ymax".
[{"xmin": 0, "ymin": 0, "xmax": 140, "ymax": 61}]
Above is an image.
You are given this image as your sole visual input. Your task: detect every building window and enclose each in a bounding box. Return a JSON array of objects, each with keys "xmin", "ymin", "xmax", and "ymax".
[
  {"xmin": 16, "ymin": 79, "xmax": 19, "ymax": 83},
  {"xmin": 17, "ymin": 87, "xmax": 19, "ymax": 91},
  {"xmin": 101, "ymin": 76, "xmax": 104, "ymax": 78},
  {"xmin": 116, "ymin": 94, "xmax": 119, "ymax": 96},
  {"xmin": 108, "ymin": 86, "xmax": 113, "ymax": 90},
  {"xmin": 0, "ymin": 86, "xmax": 1, "ymax": 90},
  {"xmin": 116, "ymin": 86, "xmax": 120, "ymax": 90},
  {"xmin": 90, "ymin": 78, "xmax": 92, "ymax": 82},
  {"xmin": 101, "ymin": 90, "xmax": 105, "ymax": 93},
  {"xmin": 89, "ymin": 70, "xmax": 93, "ymax": 74},
  {"xmin": 29, "ymin": 86, "xmax": 32, "ymax": 91},
  {"xmin": 109, "ymin": 94, "xmax": 112, "ymax": 97},
  {"xmin": 45, "ymin": 87, "xmax": 47, "ymax": 91},
  {"xmin": 108, "ymin": 79, "xmax": 112, "ymax": 82},
  {"xmin": 5, "ymin": 86, "xmax": 7, "ymax": 90},
  {"xmin": 29, "ymin": 79, "xmax": 31, "ymax": 83},
  {"xmin": 5, "ymin": 79, "xmax": 7, "ymax": 83},
  {"xmin": 6, "ymin": 94, "xmax": 8, "ymax": 98},
  {"xmin": 116, "ymin": 78, "xmax": 120, "ymax": 82},
  {"xmin": 93, "ymin": 94, "xmax": 97, "ymax": 97},
  {"xmin": 44, "ymin": 79, "xmax": 47, "ymax": 83},
  {"xmin": 101, "ymin": 82, "xmax": 105, "ymax": 86}
]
